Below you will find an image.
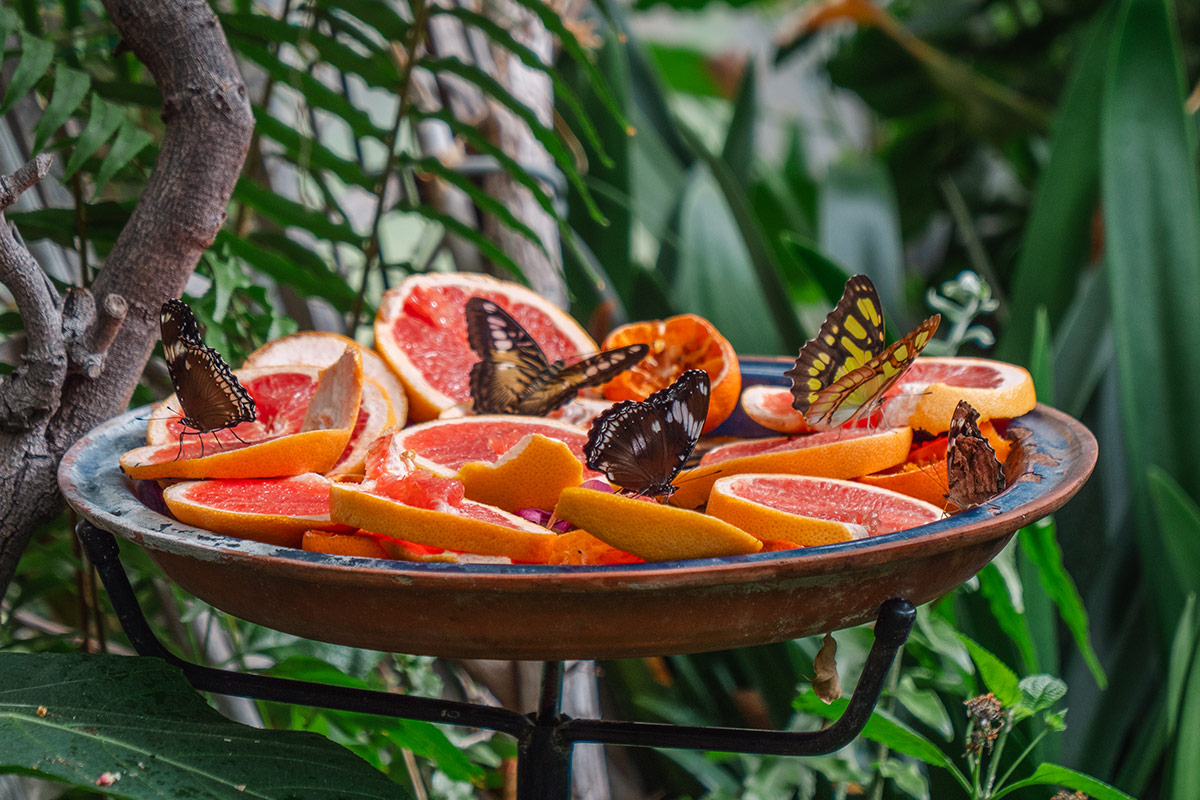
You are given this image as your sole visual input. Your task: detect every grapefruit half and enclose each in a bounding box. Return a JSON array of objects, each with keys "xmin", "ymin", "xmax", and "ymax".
[
  {"xmin": 707, "ymin": 475, "xmax": 943, "ymax": 546},
  {"xmin": 374, "ymin": 272, "xmax": 597, "ymax": 421},
  {"xmin": 386, "ymin": 415, "xmax": 595, "ymax": 478}
]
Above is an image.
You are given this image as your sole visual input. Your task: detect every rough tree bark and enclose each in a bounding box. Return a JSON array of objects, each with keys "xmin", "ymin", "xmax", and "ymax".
[{"xmin": 0, "ymin": 0, "xmax": 253, "ymax": 598}]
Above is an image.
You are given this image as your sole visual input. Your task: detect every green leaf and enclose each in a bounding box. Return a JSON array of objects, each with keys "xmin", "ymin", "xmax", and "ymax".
[
  {"xmin": 1166, "ymin": 594, "xmax": 1197, "ymax": 737},
  {"xmin": 234, "ymin": 179, "xmax": 360, "ymax": 244},
  {"xmin": 1050, "ymin": 268, "xmax": 1113, "ymax": 417},
  {"xmin": 64, "ymin": 94, "xmax": 126, "ymax": 179},
  {"xmin": 1102, "ymin": 0, "xmax": 1200, "ymax": 629},
  {"xmin": 0, "ymin": 31, "xmax": 54, "ymax": 114},
  {"xmin": 958, "ymin": 634, "xmax": 1021, "ymax": 706},
  {"xmin": 1028, "ymin": 306, "xmax": 1054, "ymax": 401},
  {"xmin": 720, "ymin": 63, "xmax": 756, "ymax": 187},
  {"xmin": 977, "ymin": 562, "xmax": 1039, "ymax": 674},
  {"xmin": 993, "ymin": 763, "xmax": 1135, "ymax": 800},
  {"xmin": 793, "ymin": 693, "xmax": 952, "ymax": 771},
  {"xmin": 1018, "ymin": 674, "xmax": 1067, "ymax": 714},
  {"xmin": 0, "ymin": 652, "xmax": 410, "ymax": 799},
  {"xmin": 877, "ymin": 757, "xmax": 929, "ymax": 800},
  {"xmin": 891, "ymin": 674, "xmax": 953, "ymax": 740},
  {"xmin": 818, "ymin": 158, "xmax": 906, "ymax": 330},
  {"xmin": 254, "ymin": 109, "xmax": 372, "ymax": 189},
  {"xmin": 31, "ymin": 64, "xmax": 90, "ymax": 153},
  {"xmin": 90, "ymin": 120, "xmax": 153, "ymax": 197},
  {"xmin": 311, "ymin": 0, "xmax": 410, "ymax": 41},
  {"xmin": 409, "ymin": 203, "xmax": 525, "ymax": 282},
  {"xmin": 1019, "ymin": 519, "xmax": 1108, "ymax": 688},
  {"xmin": 1148, "ymin": 465, "xmax": 1200, "ymax": 596},
  {"xmin": 224, "ymin": 232, "xmax": 358, "ymax": 313}
]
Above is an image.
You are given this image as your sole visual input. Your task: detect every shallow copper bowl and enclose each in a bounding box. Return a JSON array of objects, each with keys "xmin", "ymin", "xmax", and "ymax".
[{"xmin": 59, "ymin": 359, "xmax": 1096, "ymax": 660}]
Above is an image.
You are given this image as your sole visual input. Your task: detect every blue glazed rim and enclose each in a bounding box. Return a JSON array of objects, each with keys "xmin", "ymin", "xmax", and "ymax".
[{"xmin": 58, "ymin": 358, "xmax": 1097, "ymax": 579}]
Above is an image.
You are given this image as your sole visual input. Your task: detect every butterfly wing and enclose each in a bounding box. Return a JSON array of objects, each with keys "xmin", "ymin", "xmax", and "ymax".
[
  {"xmin": 465, "ymin": 296, "xmax": 551, "ymax": 414},
  {"xmin": 514, "ymin": 344, "xmax": 649, "ymax": 416},
  {"xmin": 946, "ymin": 400, "xmax": 1006, "ymax": 509},
  {"xmin": 160, "ymin": 300, "xmax": 256, "ymax": 433},
  {"xmin": 806, "ymin": 314, "xmax": 940, "ymax": 428},
  {"xmin": 786, "ymin": 275, "xmax": 887, "ymax": 423},
  {"xmin": 585, "ymin": 369, "xmax": 710, "ymax": 496}
]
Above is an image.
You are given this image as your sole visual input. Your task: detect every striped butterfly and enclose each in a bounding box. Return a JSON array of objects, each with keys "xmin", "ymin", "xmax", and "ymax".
[
  {"xmin": 785, "ymin": 275, "xmax": 939, "ymax": 429},
  {"xmin": 160, "ymin": 299, "xmax": 256, "ymax": 445},
  {"xmin": 465, "ymin": 297, "xmax": 648, "ymax": 416}
]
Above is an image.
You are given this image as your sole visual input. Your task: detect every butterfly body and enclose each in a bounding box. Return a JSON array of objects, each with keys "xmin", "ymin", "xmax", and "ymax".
[
  {"xmin": 465, "ymin": 296, "xmax": 648, "ymax": 416},
  {"xmin": 786, "ymin": 275, "xmax": 939, "ymax": 429},
  {"xmin": 945, "ymin": 400, "xmax": 1006, "ymax": 510},
  {"xmin": 161, "ymin": 299, "xmax": 256, "ymax": 440},
  {"xmin": 584, "ymin": 369, "xmax": 710, "ymax": 499}
]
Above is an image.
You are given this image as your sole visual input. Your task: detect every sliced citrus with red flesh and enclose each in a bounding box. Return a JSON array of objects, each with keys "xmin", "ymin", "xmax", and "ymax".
[
  {"xmin": 739, "ymin": 384, "xmax": 813, "ymax": 434},
  {"xmin": 162, "ymin": 474, "xmax": 342, "ymax": 548},
  {"xmin": 707, "ymin": 475, "xmax": 943, "ymax": 546},
  {"xmin": 671, "ymin": 426, "xmax": 913, "ymax": 509},
  {"xmin": 390, "ymin": 415, "xmax": 596, "ymax": 477},
  {"xmin": 552, "ymin": 487, "xmax": 761, "ymax": 562},
  {"xmin": 601, "ymin": 314, "xmax": 740, "ymax": 433},
  {"xmin": 243, "ymin": 330, "xmax": 408, "ymax": 426},
  {"xmin": 884, "ymin": 357, "xmax": 1036, "ymax": 434},
  {"xmin": 121, "ymin": 429, "xmax": 353, "ymax": 480},
  {"xmin": 547, "ymin": 529, "xmax": 643, "ymax": 565},
  {"xmin": 374, "ymin": 273, "xmax": 596, "ymax": 421},
  {"xmin": 302, "ymin": 530, "xmax": 391, "ymax": 559},
  {"xmin": 330, "ymin": 482, "xmax": 556, "ymax": 562},
  {"xmin": 458, "ymin": 433, "xmax": 584, "ymax": 512}
]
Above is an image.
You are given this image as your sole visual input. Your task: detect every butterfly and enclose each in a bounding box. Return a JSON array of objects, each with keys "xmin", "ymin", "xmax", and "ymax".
[
  {"xmin": 465, "ymin": 296, "xmax": 649, "ymax": 416},
  {"xmin": 160, "ymin": 299, "xmax": 256, "ymax": 448},
  {"xmin": 584, "ymin": 369, "xmax": 710, "ymax": 499},
  {"xmin": 945, "ymin": 400, "xmax": 1006, "ymax": 510},
  {"xmin": 785, "ymin": 275, "xmax": 940, "ymax": 429}
]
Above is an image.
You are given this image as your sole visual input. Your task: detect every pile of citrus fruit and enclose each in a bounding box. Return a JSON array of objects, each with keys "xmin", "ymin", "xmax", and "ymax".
[{"xmin": 122, "ymin": 272, "xmax": 1036, "ymax": 565}]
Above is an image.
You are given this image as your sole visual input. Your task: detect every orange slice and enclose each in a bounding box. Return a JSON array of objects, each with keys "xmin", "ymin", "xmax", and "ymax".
[
  {"xmin": 601, "ymin": 313, "xmax": 740, "ymax": 433},
  {"xmin": 884, "ymin": 357, "xmax": 1036, "ymax": 434},
  {"xmin": 707, "ymin": 475, "xmax": 943, "ymax": 547},
  {"xmin": 552, "ymin": 487, "xmax": 761, "ymax": 562},
  {"xmin": 302, "ymin": 530, "xmax": 391, "ymax": 559},
  {"xmin": 162, "ymin": 473, "xmax": 343, "ymax": 548},
  {"xmin": 330, "ymin": 482, "xmax": 556, "ymax": 562},
  {"xmin": 670, "ymin": 426, "xmax": 913, "ymax": 509},
  {"xmin": 739, "ymin": 384, "xmax": 814, "ymax": 434},
  {"xmin": 385, "ymin": 415, "xmax": 593, "ymax": 478},
  {"xmin": 859, "ymin": 420, "xmax": 1011, "ymax": 507},
  {"xmin": 243, "ymin": 330, "xmax": 408, "ymax": 427},
  {"xmin": 124, "ymin": 350, "xmax": 362, "ymax": 480},
  {"xmin": 457, "ymin": 433, "xmax": 584, "ymax": 512},
  {"xmin": 374, "ymin": 272, "xmax": 597, "ymax": 421},
  {"xmin": 546, "ymin": 529, "xmax": 643, "ymax": 565}
]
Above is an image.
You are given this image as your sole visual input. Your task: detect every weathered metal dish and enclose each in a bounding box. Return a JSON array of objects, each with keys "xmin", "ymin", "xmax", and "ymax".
[{"xmin": 59, "ymin": 358, "xmax": 1096, "ymax": 660}]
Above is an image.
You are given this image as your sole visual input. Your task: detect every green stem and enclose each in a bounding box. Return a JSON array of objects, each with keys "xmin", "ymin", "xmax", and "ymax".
[
  {"xmin": 982, "ymin": 721, "xmax": 1013, "ymax": 798},
  {"xmin": 992, "ymin": 727, "xmax": 1050, "ymax": 792}
]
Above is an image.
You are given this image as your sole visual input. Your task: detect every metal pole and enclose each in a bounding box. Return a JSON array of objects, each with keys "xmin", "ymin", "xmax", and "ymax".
[{"xmin": 516, "ymin": 660, "xmax": 573, "ymax": 799}]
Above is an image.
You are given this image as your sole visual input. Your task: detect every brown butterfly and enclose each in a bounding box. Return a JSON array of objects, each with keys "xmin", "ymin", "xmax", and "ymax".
[
  {"xmin": 161, "ymin": 299, "xmax": 256, "ymax": 449},
  {"xmin": 465, "ymin": 296, "xmax": 648, "ymax": 416},
  {"xmin": 945, "ymin": 400, "xmax": 1006, "ymax": 510}
]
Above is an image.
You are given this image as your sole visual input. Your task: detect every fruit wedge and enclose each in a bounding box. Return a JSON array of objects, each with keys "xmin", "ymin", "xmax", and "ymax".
[
  {"xmin": 386, "ymin": 415, "xmax": 594, "ymax": 478},
  {"xmin": 884, "ymin": 357, "xmax": 1035, "ymax": 434},
  {"xmin": 457, "ymin": 433, "xmax": 584, "ymax": 512}
]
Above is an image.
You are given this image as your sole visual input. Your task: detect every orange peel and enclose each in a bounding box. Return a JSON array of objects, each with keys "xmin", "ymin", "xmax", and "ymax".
[
  {"xmin": 552, "ymin": 487, "xmax": 761, "ymax": 562},
  {"xmin": 457, "ymin": 433, "xmax": 584, "ymax": 512},
  {"xmin": 302, "ymin": 530, "xmax": 391, "ymax": 559}
]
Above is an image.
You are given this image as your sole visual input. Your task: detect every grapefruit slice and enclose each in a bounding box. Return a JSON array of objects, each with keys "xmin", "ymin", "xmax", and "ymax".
[
  {"xmin": 740, "ymin": 384, "xmax": 814, "ymax": 434},
  {"xmin": 330, "ymin": 481, "xmax": 556, "ymax": 562},
  {"xmin": 243, "ymin": 330, "xmax": 408, "ymax": 427},
  {"xmin": 302, "ymin": 529, "xmax": 391, "ymax": 559},
  {"xmin": 144, "ymin": 360, "xmax": 392, "ymax": 478},
  {"xmin": 883, "ymin": 357, "xmax": 1035, "ymax": 434},
  {"xmin": 457, "ymin": 433, "xmax": 584, "ymax": 512},
  {"xmin": 124, "ymin": 350, "xmax": 363, "ymax": 480},
  {"xmin": 670, "ymin": 426, "xmax": 913, "ymax": 509},
  {"xmin": 374, "ymin": 272, "xmax": 597, "ymax": 421},
  {"xmin": 552, "ymin": 487, "xmax": 762, "ymax": 562},
  {"xmin": 547, "ymin": 529, "xmax": 643, "ymax": 565},
  {"xmin": 707, "ymin": 475, "xmax": 943, "ymax": 546},
  {"xmin": 162, "ymin": 473, "xmax": 343, "ymax": 548},
  {"xmin": 387, "ymin": 415, "xmax": 594, "ymax": 478},
  {"xmin": 601, "ymin": 313, "xmax": 740, "ymax": 433}
]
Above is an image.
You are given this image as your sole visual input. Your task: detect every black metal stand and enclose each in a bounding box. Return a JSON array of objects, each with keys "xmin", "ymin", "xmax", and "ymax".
[{"xmin": 77, "ymin": 520, "xmax": 915, "ymax": 799}]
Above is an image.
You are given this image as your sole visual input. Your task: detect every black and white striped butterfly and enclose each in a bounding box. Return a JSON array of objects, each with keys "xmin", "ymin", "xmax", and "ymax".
[
  {"xmin": 465, "ymin": 296, "xmax": 648, "ymax": 416},
  {"xmin": 945, "ymin": 400, "xmax": 1005, "ymax": 510},
  {"xmin": 584, "ymin": 369, "xmax": 710, "ymax": 499},
  {"xmin": 160, "ymin": 299, "xmax": 256, "ymax": 448}
]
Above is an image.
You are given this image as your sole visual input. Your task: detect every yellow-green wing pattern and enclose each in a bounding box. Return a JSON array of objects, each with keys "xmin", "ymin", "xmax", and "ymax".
[
  {"xmin": 803, "ymin": 314, "xmax": 940, "ymax": 428},
  {"xmin": 785, "ymin": 275, "xmax": 887, "ymax": 419}
]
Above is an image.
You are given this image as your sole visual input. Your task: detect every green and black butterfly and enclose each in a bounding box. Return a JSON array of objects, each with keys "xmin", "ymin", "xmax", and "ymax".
[
  {"xmin": 786, "ymin": 275, "xmax": 940, "ymax": 429},
  {"xmin": 465, "ymin": 296, "xmax": 648, "ymax": 416}
]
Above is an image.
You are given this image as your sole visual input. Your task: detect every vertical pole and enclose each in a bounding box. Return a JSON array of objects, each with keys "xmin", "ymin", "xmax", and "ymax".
[{"xmin": 516, "ymin": 661, "xmax": 573, "ymax": 799}]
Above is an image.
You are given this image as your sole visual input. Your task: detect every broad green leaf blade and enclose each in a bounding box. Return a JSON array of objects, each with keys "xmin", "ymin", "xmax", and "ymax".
[
  {"xmin": 215, "ymin": 232, "xmax": 357, "ymax": 313},
  {"xmin": 720, "ymin": 63, "xmax": 756, "ymax": 188},
  {"xmin": 993, "ymin": 763, "xmax": 1135, "ymax": 800},
  {"xmin": 311, "ymin": 0, "xmax": 410, "ymax": 41},
  {"xmin": 1166, "ymin": 594, "xmax": 1197, "ymax": 736},
  {"xmin": 891, "ymin": 674, "xmax": 953, "ymax": 740},
  {"xmin": 1148, "ymin": 465, "xmax": 1200, "ymax": 596},
  {"xmin": 254, "ymin": 109, "xmax": 372, "ymax": 189},
  {"xmin": 32, "ymin": 65, "xmax": 90, "ymax": 153},
  {"xmin": 1018, "ymin": 674, "xmax": 1067, "ymax": 713},
  {"xmin": 1102, "ymin": 0, "xmax": 1200, "ymax": 629},
  {"xmin": 1170, "ymin": 598, "xmax": 1200, "ymax": 799},
  {"xmin": 779, "ymin": 233, "xmax": 850, "ymax": 309},
  {"xmin": 1000, "ymin": 2, "xmax": 1116, "ymax": 362},
  {"xmin": 793, "ymin": 693, "xmax": 955, "ymax": 773},
  {"xmin": 958, "ymin": 634, "xmax": 1021, "ymax": 706},
  {"xmin": 0, "ymin": 31, "xmax": 54, "ymax": 114},
  {"xmin": 1050, "ymin": 268, "xmax": 1113, "ymax": 417},
  {"xmin": 0, "ymin": 653, "xmax": 410, "ymax": 799},
  {"xmin": 90, "ymin": 121, "xmax": 153, "ymax": 197},
  {"xmin": 818, "ymin": 159, "xmax": 906, "ymax": 330},
  {"xmin": 1029, "ymin": 306, "xmax": 1054, "ymax": 400},
  {"xmin": 977, "ymin": 562, "xmax": 1039, "ymax": 674},
  {"xmin": 64, "ymin": 94, "xmax": 126, "ymax": 179},
  {"xmin": 1020, "ymin": 518, "xmax": 1107, "ymax": 688}
]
